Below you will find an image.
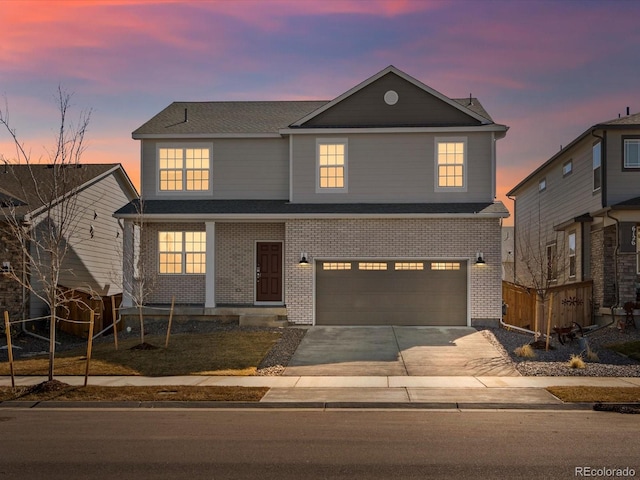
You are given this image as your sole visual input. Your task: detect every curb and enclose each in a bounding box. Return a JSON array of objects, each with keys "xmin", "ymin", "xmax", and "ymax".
[{"xmin": 0, "ymin": 400, "xmax": 596, "ymax": 410}]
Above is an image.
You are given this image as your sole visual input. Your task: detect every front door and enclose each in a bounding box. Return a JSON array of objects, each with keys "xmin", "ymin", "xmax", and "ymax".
[{"xmin": 256, "ymin": 242, "xmax": 283, "ymax": 302}]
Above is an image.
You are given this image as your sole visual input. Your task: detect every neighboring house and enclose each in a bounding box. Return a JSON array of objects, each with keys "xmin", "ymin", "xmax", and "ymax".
[
  {"xmin": 502, "ymin": 226, "xmax": 515, "ymax": 283},
  {"xmin": 0, "ymin": 163, "xmax": 138, "ymax": 320},
  {"xmin": 507, "ymin": 112, "xmax": 640, "ymax": 319},
  {"xmin": 115, "ymin": 66, "xmax": 509, "ymax": 326}
]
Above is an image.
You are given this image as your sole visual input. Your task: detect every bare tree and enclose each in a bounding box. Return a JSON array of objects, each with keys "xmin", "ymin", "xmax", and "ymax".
[
  {"xmin": 0, "ymin": 87, "xmax": 94, "ymax": 380},
  {"xmin": 514, "ymin": 208, "xmax": 569, "ymax": 346},
  {"xmin": 120, "ymin": 198, "xmax": 158, "ymax": 347}
]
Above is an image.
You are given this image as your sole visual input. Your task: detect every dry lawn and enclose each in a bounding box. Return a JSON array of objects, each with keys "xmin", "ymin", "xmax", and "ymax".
[
  {"xmin": 0, "ymin": 331, "xmax": 281, "ymax": 377},
  {"xmin": 547, "ymin": 386, "xmax": 640, "ymax": 403}
]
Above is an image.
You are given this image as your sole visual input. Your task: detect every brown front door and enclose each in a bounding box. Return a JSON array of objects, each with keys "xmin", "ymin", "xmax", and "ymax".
[{"xmin": 256, "ymin": 242, "xmax": 283, "ymax": 302}]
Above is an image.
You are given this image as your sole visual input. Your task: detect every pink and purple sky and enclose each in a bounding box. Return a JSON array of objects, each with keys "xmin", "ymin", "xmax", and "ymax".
[{"xmin": 2, "ymin": 0, "xmax": 640, "ymax": 223}]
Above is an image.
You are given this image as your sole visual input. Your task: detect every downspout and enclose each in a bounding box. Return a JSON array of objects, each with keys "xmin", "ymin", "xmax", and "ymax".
[{"xmin": 606, "ymin": 210, "xmax": 621, "ymax": 326}]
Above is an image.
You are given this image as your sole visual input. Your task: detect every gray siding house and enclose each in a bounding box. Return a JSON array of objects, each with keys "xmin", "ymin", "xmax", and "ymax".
[
  {"xmin": 0, "ymin": 164, "xmax": 138, "ymax": 319},
  {"xmin": 507, "ymin": 112, "xmax": 640, "ymax": 317},
  {"xmin": 115, "ymin": 66, "xmax": 509, "ymax": 326}
]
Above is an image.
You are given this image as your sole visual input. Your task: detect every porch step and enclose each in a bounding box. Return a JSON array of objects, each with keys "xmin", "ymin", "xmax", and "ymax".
[{"xmin": 239, "ymin": 314, "xmax": 288, "ymax": 328}]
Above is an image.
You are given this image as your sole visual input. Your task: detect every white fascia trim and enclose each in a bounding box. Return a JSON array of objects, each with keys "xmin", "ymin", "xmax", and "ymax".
[
  {"xmin": 133, "ymin": 133, "xmax": 282, "ymax": 140},
  {"xmin": 280, "ymin": 125, "xmax": 507, "ymax": 135},
  {"xmin": 114, "ymin": 212, "xmax": 510, "ymax": 222}
]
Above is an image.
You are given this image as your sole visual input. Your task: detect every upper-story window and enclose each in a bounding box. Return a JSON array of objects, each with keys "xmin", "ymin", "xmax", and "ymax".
[
  {"xmin": 592, "ymin": 142, "xmax": 601, "ymax": 191},
  {"xmin": 435, "ymin": 138, "xmax": 466, "ymax": 191},
  {"xmin": 563, "ymin": 160, "xmax": 573, "ymax": 177},
  {"xmin": 623, "ymin": 137, "xmax": 640, "ymax": 169},
  {"xmin": 158, "ymin": 145, "xmax": 211, "ymax": 192},
  {"xmin": 317, "ymin": 139, "xmax": 347, "ymax": 192}
]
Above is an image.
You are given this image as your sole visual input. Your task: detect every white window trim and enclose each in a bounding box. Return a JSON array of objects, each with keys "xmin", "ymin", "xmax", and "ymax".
[
  {"xmin": 434, "ymin": 136, "xmax": 467, "ymax": 192},
  {"xmin": 623, "ymin": 138, "xmax": 640, "ymax": 169},
  {"xmin": 316, "ymin": 138, "xmax": 348, "ymax": 193},
  {"xmin": 563, "ymin": 160, "xmax": 573, "ymax": 177},
  {"xmin": 593, "ymin": 142, "xmax": 602, "ymax": 192},
  {"xmin": 156, "ymin": 142, "xmax": 213, "ymax": 195}
]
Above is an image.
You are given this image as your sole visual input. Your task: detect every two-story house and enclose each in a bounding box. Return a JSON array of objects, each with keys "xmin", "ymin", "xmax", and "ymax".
[
  {"xmin": 507, "ymin": 112, "xmax": 640, "ymax": 320},
  {"xmin": 115, "ymin": 66, "xmax": 509, "ymax": 327},
  {"xmin": 1, "ymin": 163, "xmax": 138, "ymax": 322}
]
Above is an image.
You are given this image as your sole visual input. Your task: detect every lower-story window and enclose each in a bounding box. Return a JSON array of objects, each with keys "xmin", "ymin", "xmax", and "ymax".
[{"xmin": 159, "ymin": 231, "xmax": 206, "ymax": 274}]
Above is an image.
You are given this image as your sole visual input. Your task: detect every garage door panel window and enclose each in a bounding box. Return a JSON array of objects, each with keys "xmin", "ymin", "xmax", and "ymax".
[
  {"xmin": 322, "ymin": 262, "xmax": 352, "ymax": 270},
  {"xmin": 395, "ymin": 262, "xmax": 424, "ymax": 270},
  {"xmin": 358, "ymin": 262, "xmax": 388, "ymax": 270},
  {"xmin": 431, "ymin": 262, "xmax": 461, "ymax": 270}
]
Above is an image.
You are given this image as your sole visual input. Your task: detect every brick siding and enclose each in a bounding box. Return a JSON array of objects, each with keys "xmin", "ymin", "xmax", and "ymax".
[
  {"xmin": 284, "ymin": 217, "xmax": 503, "ymax": 325},
  {"xmin": 215, "ymin": 223, "xmax": 285, "ymax": 304},
  {"xmin": 0, "ymin": 223, "xmax": 26, "ymax": 320}
]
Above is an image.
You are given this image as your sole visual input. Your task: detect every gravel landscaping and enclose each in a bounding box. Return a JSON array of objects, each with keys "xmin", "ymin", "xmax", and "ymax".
[{"xmin": 481, "ymin": 324, "xmax": 640, "ymax": 377}]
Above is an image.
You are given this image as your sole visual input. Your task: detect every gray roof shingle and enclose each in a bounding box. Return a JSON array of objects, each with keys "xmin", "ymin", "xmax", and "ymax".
[
  {"xmin": 0, "ymin": 164, "xmax": 121, "ymax": 218},
  {"xmin": 132, "ymin": 101, "xmax": 329, "ymax": 136},
  {"xmin": 132, "ymin": 98, "xmax": 495, "ymax": 137}
]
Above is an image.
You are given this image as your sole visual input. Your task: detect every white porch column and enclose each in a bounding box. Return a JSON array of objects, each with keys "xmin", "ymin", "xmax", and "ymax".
[{"xmin": 205, "ymin": 221, "xmax": 216, "ymax": 308}]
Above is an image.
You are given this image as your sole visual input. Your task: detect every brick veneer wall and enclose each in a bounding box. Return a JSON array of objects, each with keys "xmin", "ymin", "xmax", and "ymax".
[
  {"xmin": 215, "ymin": 223, "xmax": 285, "ymax": 304},
  {"xmin": 0, "ymin": 223, "xmax": 25, "ymax": 320},
  {"xmin": 140, "ymin": 222, "xmax": 285, "ymax": 305},
  {"xmin": 284, "ymin": 217, "xmax": 503, "ymax": 325},
  {"xmin": 592, "ymin": 224, "xmax": 640, "ymax": 308}
]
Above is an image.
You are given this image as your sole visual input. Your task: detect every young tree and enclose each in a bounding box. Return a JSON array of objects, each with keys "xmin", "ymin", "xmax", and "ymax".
[
  {"xmin": 0, "ymin": 88, "xmax": 93, "ymax": 380},
  {"xmin": 120, "ymin": 198, "xmax": 158, "ymax": 347},
  {"xmin": 515, "ymin": 210, "xmax": 569, "ymax": 347}
]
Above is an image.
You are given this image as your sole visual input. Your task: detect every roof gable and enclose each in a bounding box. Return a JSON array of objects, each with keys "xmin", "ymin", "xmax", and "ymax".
[
  {"xmin": 292, "ymin": 66, "xmax": 492, "ymax": 128},
  {"xmin": 0, "ymin": 164, "xmax": 136, "ymax": 219}
]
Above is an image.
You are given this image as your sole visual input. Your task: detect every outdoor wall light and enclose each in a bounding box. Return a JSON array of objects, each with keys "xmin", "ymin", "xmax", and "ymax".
[
  {"xmin": 1, "ymin": 261, "xmax": 11, "ymax": 274},
  {"xmin": 475, "ymin": 252, "xmax": 486, "ymax": 265},
  {"xmin": 299, "ymin": 252, "xmax": 309, "ymax": 265}
]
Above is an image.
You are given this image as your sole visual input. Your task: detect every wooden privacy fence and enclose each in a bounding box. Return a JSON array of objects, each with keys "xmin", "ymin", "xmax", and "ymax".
[
  {"xmin": 56, "ymin": 290, "xmax": 122, "ymax": 338},
  {"xmin": 502, "ymin": 280, "xmax": 594, "ymax": 330}
]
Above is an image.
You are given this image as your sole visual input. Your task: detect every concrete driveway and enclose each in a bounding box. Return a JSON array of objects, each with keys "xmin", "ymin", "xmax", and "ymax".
[{"xmin": 284, "ymin": 326, "xmax": 519, "ymax": 376}]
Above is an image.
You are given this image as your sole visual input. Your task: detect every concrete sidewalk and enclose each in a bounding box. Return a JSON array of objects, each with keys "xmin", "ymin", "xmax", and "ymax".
[{"xmin": 2, "ymin": 375, "xmax": 639, "ymax": 409}]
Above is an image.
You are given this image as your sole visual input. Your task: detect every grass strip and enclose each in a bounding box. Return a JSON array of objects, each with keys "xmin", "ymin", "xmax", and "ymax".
[{"xmin": 547, "ymin": 386, "xmax": 640, "ymax": 403}]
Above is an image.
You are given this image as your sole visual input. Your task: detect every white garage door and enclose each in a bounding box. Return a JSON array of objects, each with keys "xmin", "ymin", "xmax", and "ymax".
[{"xmin": 315, "ymin": 260, "xmax": 467, "ymax": 326}]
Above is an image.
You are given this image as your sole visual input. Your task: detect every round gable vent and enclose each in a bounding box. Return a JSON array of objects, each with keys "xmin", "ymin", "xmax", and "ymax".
[{"xmin": 384, "ymin": 90, "xmax": 399, "ymax": 105}]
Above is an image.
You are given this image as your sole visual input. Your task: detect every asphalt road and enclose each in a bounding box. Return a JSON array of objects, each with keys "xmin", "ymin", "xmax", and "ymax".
[{"xmin": 0, "ymin": 409, "xmax": 638, "ymax": 479}]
